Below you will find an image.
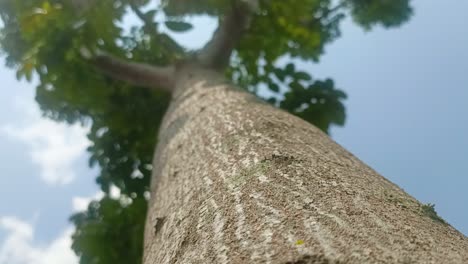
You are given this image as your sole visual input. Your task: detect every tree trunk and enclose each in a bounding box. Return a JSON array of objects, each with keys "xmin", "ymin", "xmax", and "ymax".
[{"xmin": 143, "ymin": 65, "xmax": 468, "ymax": 264}]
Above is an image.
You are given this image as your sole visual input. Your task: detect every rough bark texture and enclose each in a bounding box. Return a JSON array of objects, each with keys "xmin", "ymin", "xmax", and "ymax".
[{"xmin": 143, "ymin": 65, "xmax": 468, "ymax": 264}]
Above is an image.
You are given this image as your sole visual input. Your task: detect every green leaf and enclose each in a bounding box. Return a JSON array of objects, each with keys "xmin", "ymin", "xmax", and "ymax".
[
  {"xmin": 164, "ymin": 21, "xmax": 193, "ymax": 32},
  {"xmin": 268, "ymin": 83, "xmax": 280, "ymax": 92},
  {"xmin": 273, "ymin": 68, "xmax": 286, "ymax": 82},
  {"xmin": 294, "ymin": 71, "xmax": 311, "ymax": 81},
  {"xmin": 285, "ymin": 63, "xmax": 295, "ymax": 74},
  {"xmin": 289, "ymin": 81, "xmax": 303, "ymax": 91},
  {"xmin": 15, "ymin": 70, "xmax": 23, "ymax": 81},
  {"xmin": 145, "ymin": 10, "xmax": 157, "ymax": 20},
  {"xmin": 266, "ymin": 98, "xmax": 277, "ymax": 104}
]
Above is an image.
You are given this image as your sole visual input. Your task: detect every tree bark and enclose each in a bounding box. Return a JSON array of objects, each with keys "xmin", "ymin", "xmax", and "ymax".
[{"xmin": 143, "ymin": 64, "xmax": 468, "ymax": 264}]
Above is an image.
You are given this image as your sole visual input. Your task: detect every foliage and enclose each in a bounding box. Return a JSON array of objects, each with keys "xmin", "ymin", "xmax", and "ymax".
[
  {"xmin": 421, "ymin": 203, "xmax": 446, "ymax": 224},
  {"xmin": 70, "ymin": 196, "xmax": 147, "ymax": 263},
  {"xmin": 0, "ymin": 0, "xmax": 412, "ymax": 263}
]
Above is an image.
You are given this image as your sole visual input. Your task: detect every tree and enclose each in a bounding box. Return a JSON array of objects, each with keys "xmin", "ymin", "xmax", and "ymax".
[{"xmin": 1, "ymin": 0, "xmax": 467, "ymax": 263}]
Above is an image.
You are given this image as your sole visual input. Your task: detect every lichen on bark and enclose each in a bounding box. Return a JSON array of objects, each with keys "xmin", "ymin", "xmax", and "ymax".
[{"xmin": 143, "ymin": 65, "xmax": 468, "ymax": 264}]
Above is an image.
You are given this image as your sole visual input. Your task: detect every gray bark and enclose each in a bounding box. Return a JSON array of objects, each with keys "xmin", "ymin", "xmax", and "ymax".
[{"xmin": 143, "ymin": 64, "xmax": 468, "ymax": 264}]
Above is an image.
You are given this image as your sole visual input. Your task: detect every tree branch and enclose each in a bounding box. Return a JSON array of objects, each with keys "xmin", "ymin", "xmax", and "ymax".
[
  {"xmin": 197, "ymin": 0, "xmax": 259, "ymax": 70},
  {"xmin": 81, "ymin": 48, "xmax": 174, "ymax": 92},
  {"xmin": 129, "ymin": 3, "xmax": 157, "ymax": 35}
]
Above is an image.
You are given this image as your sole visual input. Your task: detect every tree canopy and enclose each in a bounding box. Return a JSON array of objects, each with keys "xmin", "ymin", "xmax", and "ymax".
[{"xmin": 0, "ymin": 0, "xmax": 412, "ymax": 263}]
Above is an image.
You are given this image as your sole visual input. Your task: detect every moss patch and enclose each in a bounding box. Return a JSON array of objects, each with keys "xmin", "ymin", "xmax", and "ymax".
[
  {"xmin": 421, "ymin": 203, "xmax": 447, "ymax": 225},
  {"xmin": 222, "ymin": 134, "xmax": 240, "ymax": 152},
  {"xmin": 231, "ymin": 160, "xmax": 271, "ymax": 187},
  {"xmin": 384, "ymin": 192, "xmax": 412, "ymax": 210}
]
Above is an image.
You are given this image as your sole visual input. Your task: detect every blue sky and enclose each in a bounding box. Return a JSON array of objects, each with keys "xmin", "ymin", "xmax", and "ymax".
[{"xmin": 0, "ymin": 0, "xmax": 467, "ymax": 263}]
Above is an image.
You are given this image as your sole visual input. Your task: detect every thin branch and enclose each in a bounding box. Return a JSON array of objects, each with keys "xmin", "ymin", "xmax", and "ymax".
[
  {"xmin": 314, "ymin": 1, "xmax": 347, "ymax": 22},
  {"xmin": 129, "ymin": 3, "xmax": 147, "ymax": 21},
  {"xmin": 129, "ymin": 3, "xmax": 157, "ymax": 35},
  {"xmin": 70, "ymin": 0, "xmax": 93, "ymax": 13},
  {"xmin": 297, "ymin": 1, "xmax": 347, "ymax": 28},
  {"xmin": 329, "ymin": 1, "xmax": 347, "ymax": 14},
  {"xmin": 129, "ymin": 3, "xmax": 184, "ymax": 57},
  {"xmin": 197, "ymin": 0, "xmax": 259, "ymax": 70},
  {"xmin": 81, "ymin": 47, "xmax": 175, "ymax": 92}
]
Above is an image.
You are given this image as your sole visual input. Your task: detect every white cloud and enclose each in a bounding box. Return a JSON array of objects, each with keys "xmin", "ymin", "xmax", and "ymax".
[
  {"xmin": 109, "ymin": 185, "xmax": 121, "ymax": 199},
  {"xmin": 0, "ymin": 216, "xmax": 78, "ymax": 264},
  {"xmin": 1, "ymin": 98, "xmax": 90, "ymax": 185},
  {"xmin": 72, "ymin": 192, "xmax": 104, "ymax": 212},
  {"xmin": 71, "ymin": 185, "xmax": 121, "ymax": 213}
]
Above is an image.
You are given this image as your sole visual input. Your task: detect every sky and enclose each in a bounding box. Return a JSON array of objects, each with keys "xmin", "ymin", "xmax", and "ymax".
[{"xmin": 0, "ymin": 0, "xmax": 467, "ymax": 263}]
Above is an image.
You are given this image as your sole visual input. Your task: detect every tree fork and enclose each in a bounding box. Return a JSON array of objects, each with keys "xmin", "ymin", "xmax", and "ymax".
[
  {"xmin": 197, "ymin": 0, "xmax": 259, "ymax": 70},
  {"xmin": 78, "ymin": 0, "xmax": 259, "ymax": 91},
  {"xmin": 142, "ymin": 64, "xmax": 468, "ymax": 263}
]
